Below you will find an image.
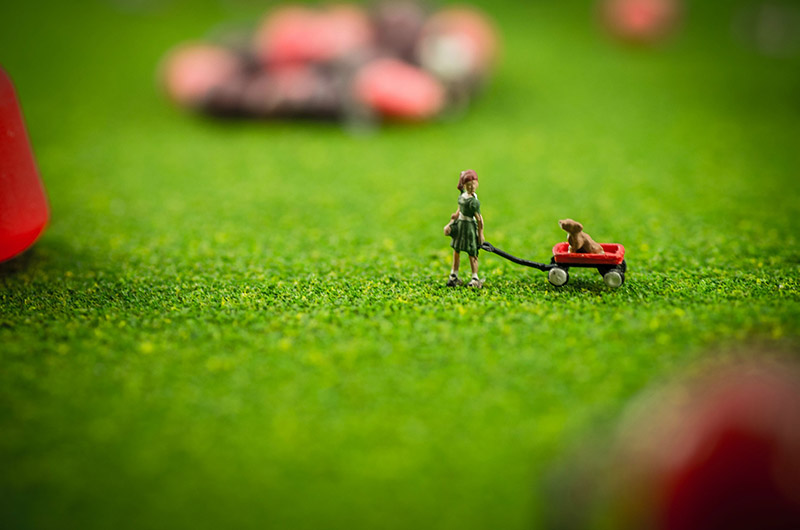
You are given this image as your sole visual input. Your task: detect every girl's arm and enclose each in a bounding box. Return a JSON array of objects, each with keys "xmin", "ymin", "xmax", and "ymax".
[{"xmin": 475, "ymin": 212, "xmax": 485, "ymax": 244}]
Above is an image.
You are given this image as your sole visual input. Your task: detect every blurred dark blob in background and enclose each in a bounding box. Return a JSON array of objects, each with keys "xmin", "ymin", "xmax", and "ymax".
[
  {"xmin": 733, "ymin": 2, "xmax": 800, "ymax": 57},
  {"xmin": 158, "ymin": 1, "xmax": 500, "ymax": 128}
]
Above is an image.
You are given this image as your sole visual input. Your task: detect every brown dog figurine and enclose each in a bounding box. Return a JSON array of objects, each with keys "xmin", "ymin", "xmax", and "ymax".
[{"xmin": 559, "ymin": 218, "xmax": 605, "ymax": 254}]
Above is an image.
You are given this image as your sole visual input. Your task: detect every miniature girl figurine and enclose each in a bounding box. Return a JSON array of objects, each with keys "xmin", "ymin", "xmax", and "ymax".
[{"xmin": 444, "ymin": 169, "xmax": 484, "ymax": 287}]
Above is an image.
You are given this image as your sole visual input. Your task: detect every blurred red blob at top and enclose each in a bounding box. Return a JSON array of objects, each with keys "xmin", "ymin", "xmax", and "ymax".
[
  {"xmin": 253, "ymin": 4, "xmax": 374, "ymax": 67},
  {"xmin": 0, "ymin": 67, "xmax": 49, "ymax": 262},
  {"xmin": 160, "ymin": 44, "xmax": 243, "ymax": 107},
  {"xmin": 416, "ymin": 7, "xmax": 499, "ymax": 81},
  {"xmin": 353, "ymin": 58, "xmax": 444, "ymax": 120},
  {"xmin": 601, "ymin": 0, "xmax": 682, "ymax": 44}
]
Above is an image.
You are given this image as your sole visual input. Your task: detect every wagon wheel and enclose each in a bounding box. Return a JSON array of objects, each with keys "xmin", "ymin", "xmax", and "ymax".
[
  {"xmin": 602, "ymin": 267, "xmax": 625, "ymax": 288},
  {"xmin": 597, "ymin": 259, "xmax": 627, "ymax": 287},
  {"xmin": 548, "ymin": 266, "xmax": 569, "ymax": 287}
]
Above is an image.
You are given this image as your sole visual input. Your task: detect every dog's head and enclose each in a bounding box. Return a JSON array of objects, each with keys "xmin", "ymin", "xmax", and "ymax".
[{"xmin": 559, "ymin": 218, "xmax": 583, "ymax": 234}]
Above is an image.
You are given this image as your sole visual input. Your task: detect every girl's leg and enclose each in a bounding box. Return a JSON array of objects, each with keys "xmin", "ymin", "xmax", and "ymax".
[
  {"xmin": 447, "ymin": 251, "xmax": 463, "ymax": 286},
  {"xmin": 467, "ymin": 255, "xmax": 482, "ymax": 287},
  {"xmin": 469, "ymin": 255, "xmax": 478, "ymax": 276}
]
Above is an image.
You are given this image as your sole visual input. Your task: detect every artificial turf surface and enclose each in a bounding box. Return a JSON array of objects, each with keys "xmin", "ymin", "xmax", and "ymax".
[{"xmin": 1, "ymin": 1, "xmax": 799, "ymax": 528}]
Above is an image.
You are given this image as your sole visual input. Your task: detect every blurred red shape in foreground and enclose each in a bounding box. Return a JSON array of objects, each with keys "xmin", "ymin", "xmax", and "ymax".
[
  {"xmin": 613, "ymin": 358, "xmax": 800, "ymax": 530},
  {"xmin": 0, "ymin": 67, "xmax": 49, "ymax": 263}
]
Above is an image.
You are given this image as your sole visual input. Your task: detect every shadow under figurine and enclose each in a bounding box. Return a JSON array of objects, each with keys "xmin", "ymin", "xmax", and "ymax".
[{"xmin": 444, "ymin": 169, "xmax": 485, "ymax": 287}]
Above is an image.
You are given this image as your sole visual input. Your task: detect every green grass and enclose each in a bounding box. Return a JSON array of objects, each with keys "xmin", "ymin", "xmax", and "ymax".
[{"xmin": 2, "ymin": 1, "xmax": 799, "ymax": 528}]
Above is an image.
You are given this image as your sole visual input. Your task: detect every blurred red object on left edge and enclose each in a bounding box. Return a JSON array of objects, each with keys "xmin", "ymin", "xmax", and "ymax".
[{"xmin": 0, "ymin": 67, "xmax": 49, "ymax": 263}]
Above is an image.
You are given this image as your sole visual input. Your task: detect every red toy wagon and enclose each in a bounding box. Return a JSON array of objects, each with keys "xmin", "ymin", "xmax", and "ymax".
[{"xmin": 480, "ymin": 241, "xmax": 627, "ymax": 288}]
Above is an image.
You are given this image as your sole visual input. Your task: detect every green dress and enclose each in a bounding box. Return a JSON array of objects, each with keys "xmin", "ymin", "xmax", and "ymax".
[{"xmin": 450, "ymin": 193, "xmax": 481, "ymax": 257}]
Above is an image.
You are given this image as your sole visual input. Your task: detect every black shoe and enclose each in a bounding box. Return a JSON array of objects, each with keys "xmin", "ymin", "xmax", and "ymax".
[{"xmin": 446, "ymin": 275, "xmax": 463, "ymax": 287}]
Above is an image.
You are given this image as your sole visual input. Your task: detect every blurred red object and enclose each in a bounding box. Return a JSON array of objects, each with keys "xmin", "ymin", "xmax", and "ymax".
[
  {"xmin": 612, "ymin": 359, "xmax": 800, "ymax": 529},
  {"xmin": 353, "ymin": 58, "xmax": 445, "ymax": 120},
  {"xmin": 600, "ymin": 0, "xmax": 682, "ymax": 44},
  {"xmin": 160, "ymin": 43, "xmax": 244, "ymax": 108},
  {"xmin": 0, "ymin": 67, "xmax": 49, "ymax": 263},
  {"xmin": 253, "ymin": 5, "xmax": 374, "ymax": 67}
]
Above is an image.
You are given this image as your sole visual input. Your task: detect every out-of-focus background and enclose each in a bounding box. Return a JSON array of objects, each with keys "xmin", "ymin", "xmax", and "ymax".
[{"xmin": 1, "ymin": 1, "xmax": 799, "ymax": 528}]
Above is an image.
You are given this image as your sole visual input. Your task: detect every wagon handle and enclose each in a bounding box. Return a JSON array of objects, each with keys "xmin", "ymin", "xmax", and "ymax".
[{"xmin": 481, "ymin": 241, "xmax": 551, "ymax": 271}]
